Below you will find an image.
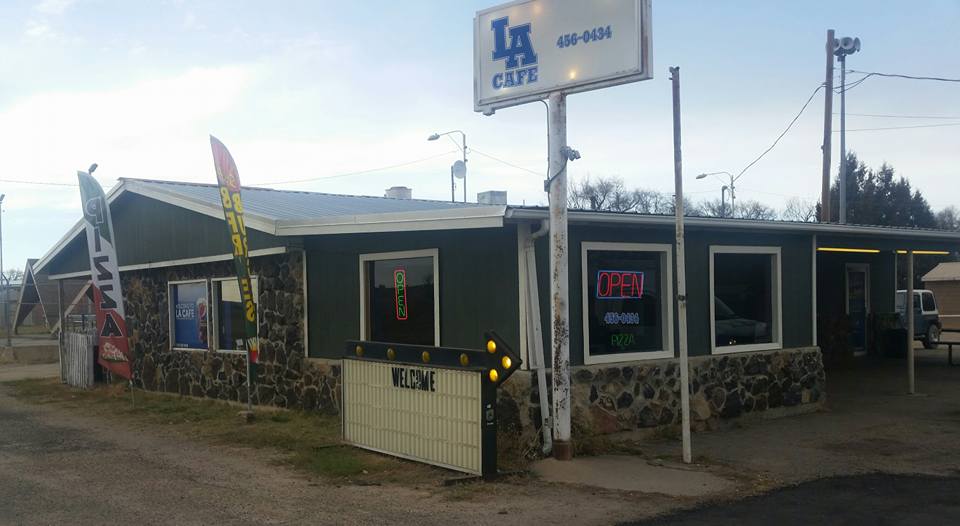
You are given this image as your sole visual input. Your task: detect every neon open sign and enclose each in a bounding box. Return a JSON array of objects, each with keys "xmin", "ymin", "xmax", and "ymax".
[
  {"xmin": 394, "ymin": 269, "xmax": 408, "ymax": 320},
  {"xmin": 596, "ymin": 270, "xmax": 645, "ymax": 300}
]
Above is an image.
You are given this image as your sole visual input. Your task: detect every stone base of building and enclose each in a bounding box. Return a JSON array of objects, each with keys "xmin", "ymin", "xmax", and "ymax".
[{"xmin": 497, "ymin": 347, "xmax": 826, "ymax": 457}]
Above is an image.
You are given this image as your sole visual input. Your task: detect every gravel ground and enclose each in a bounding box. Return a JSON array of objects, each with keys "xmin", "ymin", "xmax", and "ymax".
[{"xmin": 0, "ymin": 382, "xmax": 679, "ymax": 526}]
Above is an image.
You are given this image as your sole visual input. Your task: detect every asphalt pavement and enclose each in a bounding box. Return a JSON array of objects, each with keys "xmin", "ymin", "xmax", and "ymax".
[{"xmin": 623, "ymin": 474, "xmax": 960, "ymax": 526}]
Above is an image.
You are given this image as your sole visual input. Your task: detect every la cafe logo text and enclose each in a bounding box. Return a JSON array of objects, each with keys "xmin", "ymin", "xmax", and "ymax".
[{"xmin": 490, "ymin": 16, "xmax": 538, "ymax": 90}]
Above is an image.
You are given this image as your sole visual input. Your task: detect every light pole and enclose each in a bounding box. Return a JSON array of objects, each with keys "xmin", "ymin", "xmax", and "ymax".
[
  {"xmin": 697, "ymin": 171, "xmax": 736, "ymax": 218},
  {"xmin": 833, "ymin": 36, "xmax": 861, "ymax": 224},
  {"xmin": 428, "ymin": 130, "xmax": 467, "ymax": 202},
  {"xmin": 721, "ymin": 185, "xmax": 728, "ymax": 218}
]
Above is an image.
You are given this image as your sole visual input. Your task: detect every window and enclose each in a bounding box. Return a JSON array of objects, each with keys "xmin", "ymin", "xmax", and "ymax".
[
  {"xmin": 921, "ymin": 291, "xmax": 937, "ymax": 313},
  {"xmin": 169, "ymin": 280, "xmax": 209, "ymax": 350},
  {"xmin": 581, "ymin": 242, "xmax": 673, "ymax": 364},
  {"xmin": 213, "ymin": 277, "xmax": 259, "ymax": 352},
  {"xmin": 709, "ymin": 246, "xmax": 782, "ymax": 354},
  {"xmin": 360, "ymin": 249, "xmax": 439, "ymax": 346}
]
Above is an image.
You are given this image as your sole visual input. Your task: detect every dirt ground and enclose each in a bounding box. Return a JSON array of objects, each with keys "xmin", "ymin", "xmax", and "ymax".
[
  {"xmin": 0, "ymin": 380, "xmax": 683, "ymax": 526},
  {"xmin": 3, "ymin": 349, "xmax": 960, "ymax": 525},
  {"xmin": 644, "ymin": 349, "xmax": 960, "ymax": 486}
]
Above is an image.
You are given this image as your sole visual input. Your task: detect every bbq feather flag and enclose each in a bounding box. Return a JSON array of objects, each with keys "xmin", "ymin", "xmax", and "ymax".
[
  {"xmin": 210, "ymin": 136, "xmax": 259, "ymax": 372},
  {"xmin": 78, "ymin": 171, "xmax": 133, "ymax": 379}
]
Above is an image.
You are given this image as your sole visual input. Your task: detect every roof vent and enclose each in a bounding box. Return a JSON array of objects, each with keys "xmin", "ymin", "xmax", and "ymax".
[
  {"xmin": 384, "ymin": 186, "xmax": 412, "ymax": 200},
  {"xmin": 477, "ymin": 190, "xmax": 507, "ymax": 205}
]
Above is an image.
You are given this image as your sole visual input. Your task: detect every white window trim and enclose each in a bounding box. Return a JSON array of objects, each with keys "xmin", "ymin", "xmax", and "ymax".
[
  {"xmin": 358, "ymin": 248, "xmax": 440, "ymax": 346},
  {"xmin": 581, "ymin": 242, "xmax": 674, "ymax": 364},
  {"xmin": 709, "ymin": 245, "xmax": 783, "ymax": 355},
  {"xmin": 168, "ymin": 279, "xmax": 210, "ymax": 352},
  {"xmin": 211, "ymin": 276, "xmax": 260, "ymax": 355}
]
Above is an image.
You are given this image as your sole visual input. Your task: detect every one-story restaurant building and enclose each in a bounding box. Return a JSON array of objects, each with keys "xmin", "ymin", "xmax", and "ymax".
[{"xmin": 35, "ymin": 178, "xmax": 960, "ymax": 449}]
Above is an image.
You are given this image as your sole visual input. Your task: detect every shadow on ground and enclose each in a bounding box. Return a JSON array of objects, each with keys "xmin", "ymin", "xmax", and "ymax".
[{"xmin": 620, "ymin": 473, "xmax": 960, "ymax": 525}]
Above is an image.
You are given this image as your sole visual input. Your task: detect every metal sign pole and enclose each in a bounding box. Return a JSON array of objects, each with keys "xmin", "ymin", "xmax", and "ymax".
[
  {"xmin": 547, "ymin": 91, "xmax": 572, "ymax": 460},
  {"xmin": 670, "ymin": 67, "xmax": 693, "ymax": 464}
]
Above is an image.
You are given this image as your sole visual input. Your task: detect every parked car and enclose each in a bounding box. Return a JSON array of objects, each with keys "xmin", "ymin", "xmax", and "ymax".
[{"xmin": 896, "ymin": 289, "xmax": 942, "ymax": 349}]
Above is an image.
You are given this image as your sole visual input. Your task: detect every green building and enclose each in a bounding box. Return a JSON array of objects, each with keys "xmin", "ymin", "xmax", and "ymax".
[{"xmin": 36, "ymin": 178, "xmax": 960, "ymax": 446}]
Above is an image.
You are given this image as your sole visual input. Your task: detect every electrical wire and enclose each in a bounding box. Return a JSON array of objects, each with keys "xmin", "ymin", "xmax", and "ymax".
[
  {"xmin": 847, "ymin": 70, "xmax": 960, "ymax": 83},
  {"xmin": 0, "ymin": 179, "xmax": 79, "ymax": 187},
  {"xmin": 252, "ymin": 150, "xmax": 459, "ymax": 186},
  {"xmin": 734, "ymin": 84, "xmax": 825, "ymax": 181},
  {"xmin": 836, "ymin": 112, "xmax": 960, "ymax": 120},
  {"xmin": 835, "ymin": 122, "xmax": 960, "ymax": 132},
  {"xmin": 469, "ymin": 148, "xmax": 542, "ymax": 176}
]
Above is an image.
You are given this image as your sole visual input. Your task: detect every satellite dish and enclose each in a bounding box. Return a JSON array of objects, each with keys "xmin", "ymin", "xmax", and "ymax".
[{"xmin": 452, "ymin": 160, "xmax": 467, "ymax": 180}]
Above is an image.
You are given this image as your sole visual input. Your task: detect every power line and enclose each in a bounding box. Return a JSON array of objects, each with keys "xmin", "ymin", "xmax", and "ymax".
[
  {"xmin": 836, "ymin": 112, "xmax": 960, "ymax": 120},
  {"xmin": 469, "ymin": 148, "xmax": 542, "ymax": 176},
  {"xmin": 253, "ymin": 150, "xmax": 459, "ymax": 186},
  {"xmin": 0, "ymin": 179, "xmax": 78, "ymax": 187},
  {"xmin": 834, "ymin": 122, "xmax": 960, "ymax": 132},
  {"xmin": 735, "ymin": 83, "xmax": 825, "ymax": 181},
  {"xmin": 847, "ymin": 70, "xmax": 960, "ymax": 83}
]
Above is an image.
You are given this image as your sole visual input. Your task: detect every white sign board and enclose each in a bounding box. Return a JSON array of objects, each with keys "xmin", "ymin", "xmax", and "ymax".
[
  {"xmin": 342, "ymin": 359, "xmax": 484, "ymax": 475},
  {"xmin": 474, "ymin": 0, "xmax": 652, "ymax": 113}
]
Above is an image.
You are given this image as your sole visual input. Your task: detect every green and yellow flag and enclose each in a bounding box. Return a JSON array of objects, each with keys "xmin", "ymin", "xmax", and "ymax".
[{"xmin": 209, "ymin": 136, "xmax": 259, "ymax": 369}]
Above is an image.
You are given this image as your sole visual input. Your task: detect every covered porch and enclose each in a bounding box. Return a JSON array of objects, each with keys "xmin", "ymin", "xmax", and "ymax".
[{"xmin": 814, "ymin": 231, "xmax": 958, "ymax": 376}]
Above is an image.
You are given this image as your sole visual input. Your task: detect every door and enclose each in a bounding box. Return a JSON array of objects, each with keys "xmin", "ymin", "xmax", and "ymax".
[{"xmin": 845, "ymin": 263, "xmax": 870, "ymax": 355}]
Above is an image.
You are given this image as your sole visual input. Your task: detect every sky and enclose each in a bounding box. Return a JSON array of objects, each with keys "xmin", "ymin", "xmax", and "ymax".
[{"xmin": 0, "ymin": 0, "xmax": 958, "ymax": 270}]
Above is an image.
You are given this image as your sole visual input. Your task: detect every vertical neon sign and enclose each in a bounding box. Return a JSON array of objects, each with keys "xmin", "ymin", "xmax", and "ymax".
[{"xmin": 394, "ymin": 269, "xmax": 408, "ymax": 321}]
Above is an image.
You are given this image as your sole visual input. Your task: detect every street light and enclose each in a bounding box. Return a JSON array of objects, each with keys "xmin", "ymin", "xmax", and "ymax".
[
  {"xmin": 428, "ymin": 130, "xmax": 467, "ymax": 203},
  {"xmin": 833, "ymin": 36, "xmax": 861, "ymax": 224},
  {"xmin": 696, "ymin": 171, "xmax": 737, "ymax": 217}
]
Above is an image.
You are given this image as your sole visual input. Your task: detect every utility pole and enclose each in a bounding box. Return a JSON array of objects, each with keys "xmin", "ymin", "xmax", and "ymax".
[
  {"xmin": 0, "ymin": 194, "xmax": 9, "ymax": 348},
  {"xmin": 907, "ymin": 251, "xmax": 915, "ymax": 394},
  {"xmin": 547, "ymin": 91, "xmax": 572, "ymax": 461},
  {"xmin": 838, "ymin": 54, "xmax": 847, "ymax": 224},
  {"xmin": 670, "ymin": 67, "xmax": 693, "ymax": 464},
  {"xmin": 820, "ymin": 29, "xmax": 835, "ymax": 222}
]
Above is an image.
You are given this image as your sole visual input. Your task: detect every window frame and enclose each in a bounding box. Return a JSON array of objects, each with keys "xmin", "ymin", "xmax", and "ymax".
[
  {"xmin": 581, "ymin": 242, "xmax": 675, "ymax": 364},
  {"xmin": 168, "ymin": 278, "xmax": 211, "ymax": 352},
  {"xmin": 358, "ymin": 248, "xmax": 440, "ymax": 346},
  {"xmin": 709, "ymin": 245, "xmax": 783, "ymax": 355},
  {"xmin": 211, "ymin": 276, "xmax": 261, "ymax": 355}
]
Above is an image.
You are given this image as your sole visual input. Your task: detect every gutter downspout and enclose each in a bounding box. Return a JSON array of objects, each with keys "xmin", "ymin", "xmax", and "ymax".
[{"xmin": 524, "ymin": 220, "xmax": 552, "ymax": 455}]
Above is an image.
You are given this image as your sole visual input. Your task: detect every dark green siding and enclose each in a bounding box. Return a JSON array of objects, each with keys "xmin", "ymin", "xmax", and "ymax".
[
  {"xmin": 305, "ymin": 226, "xmax": 521, "ymax": 359},
  {"xmin": 817, "ymin": 250, "xmax": 897, "ymax": 323},
  {"xmin": 47, "ymin": 192, "xmax": 290, "ymax": 276},
  {"xmin": 532, "ymin": 224, "xmax": 815, "ymax": 365}
]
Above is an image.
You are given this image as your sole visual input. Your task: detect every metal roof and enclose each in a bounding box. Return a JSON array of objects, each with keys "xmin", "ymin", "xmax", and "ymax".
[
  {"xmin": 923, "ymin": 262, "xmax": 960, "ymax": 282},
  {"xmin": 122, "ymin": 178, "xmax": 481, "ymax": 221}
]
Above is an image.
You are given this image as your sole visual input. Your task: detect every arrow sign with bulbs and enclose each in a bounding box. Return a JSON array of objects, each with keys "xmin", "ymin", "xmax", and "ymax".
[{"xmin": 342, "ymin": 331, "xmax": 521, "ymax": 478}]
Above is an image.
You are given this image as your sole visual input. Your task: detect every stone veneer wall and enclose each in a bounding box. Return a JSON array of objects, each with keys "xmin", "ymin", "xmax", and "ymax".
[
  {"xmin": 123, "ymin": 251, "xmax": 341, "ymax": 414},
  {"xmin": 497, "ymin": 347, "xmax": 826, "ymax": 454}
]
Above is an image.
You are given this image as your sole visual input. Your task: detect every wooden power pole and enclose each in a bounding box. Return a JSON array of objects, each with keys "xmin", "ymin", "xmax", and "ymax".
[{"xmin": 820, "ymin": 29, "xmax": 835, "ymax": 222}]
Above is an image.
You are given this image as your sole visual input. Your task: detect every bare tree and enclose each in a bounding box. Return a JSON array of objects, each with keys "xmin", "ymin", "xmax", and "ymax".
[
  {"xmin": 936, "ymin": 206, "xmax": 959, "ymax": 231},
  {"xmin": 568, "ymin": 176, "xmax": 637, "ymax": 212},
  {"xmin": 781, "ymin": 197, "xmax": 818, "ymax": 223},
  {"xmin": 734, "ymin": 200, "xmax": 778, "ymax": 221},
  {"xmin": 698, "ymin": 198, "xmax": 729, "ymax": 218}
]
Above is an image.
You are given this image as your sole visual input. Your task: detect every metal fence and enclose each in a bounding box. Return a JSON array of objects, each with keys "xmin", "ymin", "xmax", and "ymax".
[{"xmin": 61, "ymin": 331, "xmax": 96, "ymax": 389}]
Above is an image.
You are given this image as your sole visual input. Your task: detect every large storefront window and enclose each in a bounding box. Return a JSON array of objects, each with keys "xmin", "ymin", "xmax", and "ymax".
[
  {"xmin": 169, "ymin": 280, "xmax": 209, "ymax": 350},
  {"xmin": 582, "ymin": 243, "xmax": 673, "ymax": 364},
  {"xmin": 710, "ymin": 247, "xmax": 781, "ymax": 354},
  {"xmin": 214, "ymin": 277, "xmax": 259, "ymax": 352},
  {"xmin": 361, "ymin": 249, "xmax": 438, "ymax": 346}
]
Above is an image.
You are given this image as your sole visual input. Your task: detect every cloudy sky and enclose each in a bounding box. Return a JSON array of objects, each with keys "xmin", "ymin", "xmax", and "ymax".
[{"xmin": 1, "ymin": 0, "xmax": 958, "ymax": 270}]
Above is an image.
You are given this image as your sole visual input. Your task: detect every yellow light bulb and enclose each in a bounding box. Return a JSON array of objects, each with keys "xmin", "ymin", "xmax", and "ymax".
[
  {"xmin": 421, "ymin": 351, "xmax": 431, "ymax": 363},
  {"xmin": 487, "ymin": 340, "xmax": 497, "ymax": 353},
  {"xmin": 355, "ymin": 345, "xmax": 363, "ymax": 357},
  {"xmin": 502, "ymin": 356, "xmax": 512, "ymax": 369},
  {"xmin": 387, "ymin": 348, "xmax": 396, "ymax": 360},
  {"xmin": 459, "ymin": 353, "xmax": 470, "ymax": 366},
  {"xmin": 488, "ymin": 369, "xmax": 499, "ymax": 382}
]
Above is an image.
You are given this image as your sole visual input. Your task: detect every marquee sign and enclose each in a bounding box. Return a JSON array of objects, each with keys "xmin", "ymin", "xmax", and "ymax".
[
  {"xmin": 342, "ymin": 332, "xmax": 521, "ymax": 477},
  {"xmin": 474, "ymin": 0, "xmax": 652, "ymax": 113}
]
